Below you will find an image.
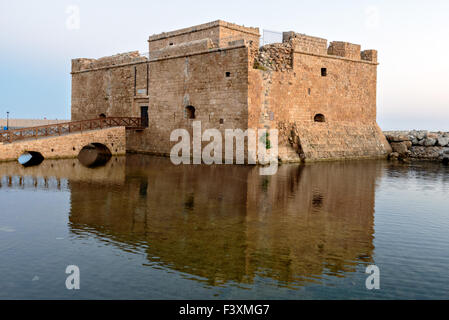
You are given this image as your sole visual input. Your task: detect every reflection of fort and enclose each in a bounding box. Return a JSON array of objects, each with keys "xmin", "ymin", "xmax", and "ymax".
[{"xmin": 0, "ymin": 155, "xmax": 383, "ymax": 288}]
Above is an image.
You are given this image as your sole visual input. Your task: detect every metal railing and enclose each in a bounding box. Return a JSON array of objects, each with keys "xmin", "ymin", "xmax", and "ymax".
[
  {"xmin": 0, "ymin": 117, "xmax": 144, "ymax": 144},
  {"xmin": 261, "ymin": 29, "xmax": 283, "ymax": 46}
]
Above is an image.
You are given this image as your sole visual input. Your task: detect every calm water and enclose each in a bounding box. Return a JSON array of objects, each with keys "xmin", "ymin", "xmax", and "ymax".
[{"xmin": 0, "ymin": 155, "xmax": 448, "ymax": 300}]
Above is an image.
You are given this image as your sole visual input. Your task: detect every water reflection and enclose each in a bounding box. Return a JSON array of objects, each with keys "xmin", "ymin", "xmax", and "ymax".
[
  {"xmin": 38, "ymin": 155, "xmax": 377, "ymax": 288},
  {"xmin": 0, "ymin": 155, "xmax": 384, "ymax": 288}
]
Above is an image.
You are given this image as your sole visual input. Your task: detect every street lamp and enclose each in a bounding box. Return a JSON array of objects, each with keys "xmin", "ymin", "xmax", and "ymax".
[{"xmin": 6, "ymin": 111, "xmax": 9, "ymax": 130}]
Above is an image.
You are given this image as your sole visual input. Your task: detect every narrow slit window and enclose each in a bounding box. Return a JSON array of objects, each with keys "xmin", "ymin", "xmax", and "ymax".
[{"xmin": 321, "ymin": 68, "xmax": 327, "ymax": 77}]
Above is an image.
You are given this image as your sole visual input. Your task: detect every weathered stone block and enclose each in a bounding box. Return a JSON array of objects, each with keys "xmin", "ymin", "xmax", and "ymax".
[
  {"xmin": 391, "ymin": 142, "xmax": 409, "ymax": 155},
  {"xmin": 437, "ymin": 137, "xmax": 449, "ymax": 147},
  {"xmin": 424, "ymin": 138, "xmax": 437, "ymax": 146}
]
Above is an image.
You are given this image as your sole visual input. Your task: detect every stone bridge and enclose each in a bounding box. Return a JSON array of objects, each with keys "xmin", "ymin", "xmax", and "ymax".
[{"xmin": 0, "ymin": 117, "xmax": 144, "ymax": 162}]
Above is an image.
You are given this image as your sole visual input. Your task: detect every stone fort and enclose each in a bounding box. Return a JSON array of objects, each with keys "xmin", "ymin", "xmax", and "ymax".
[{"xmin": 71, "ymin": 20, "xmax": 391, "ymax": 162}]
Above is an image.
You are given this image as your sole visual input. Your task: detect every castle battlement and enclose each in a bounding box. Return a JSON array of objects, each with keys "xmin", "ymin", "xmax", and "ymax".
[
  {"xmin": 71, "ymin": 20, "xmax": 390, "ymax": 162},
  {"xmin": 72, "ymin": 51, "xmax": 148, "ymax": 73},
  {"xmin": 148, "ymin": 20, "xmax": 260, "ymax": 52},
  {"xmin": 148, "ymin": 20, "xmax": 260, "ymax": 42}
]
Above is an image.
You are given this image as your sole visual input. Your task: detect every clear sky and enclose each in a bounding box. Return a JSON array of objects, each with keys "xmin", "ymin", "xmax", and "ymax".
[{"xmin": 0, "ymin": 0, "xmax": 448, "ymax": 130}]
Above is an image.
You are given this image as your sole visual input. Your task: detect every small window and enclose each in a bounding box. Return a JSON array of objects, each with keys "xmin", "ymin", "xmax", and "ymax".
[
  {"xmin": 308, "ymin": 88, "xmax": 311, "ymax": 95},
  {"xmin": 226, "ymin": 72, "xmax": 231, "ymax": 77},
  {"xmin": 314, "ymin": 114, "xmax": 325, "ymax": 123},
  {"xmin": 169, "ymin": 42, "xmax": 174, "ymax": 46},
  {"xmin": 185, "ymin": 106, "xmax": 196, "ymax": 119},
  {"xmin": 219, "ymin": 118, "xmax": 224, "ymax": 124},
  {"xmin": 99, "ymin": 113, "xmax": 106, "ymax": 119},
  {"xmin": 321, "ymin": 68, "xmax": 327, "ymax": 77}
]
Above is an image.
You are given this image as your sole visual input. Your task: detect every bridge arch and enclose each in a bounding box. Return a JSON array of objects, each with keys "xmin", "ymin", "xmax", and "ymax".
[
  {"xmin": 78, "ymin": 143, "xmax": 112, "ymax": 168},
  {"xmin": 18, "ymin": 151, "xmax": 44, "ymax": 167}
]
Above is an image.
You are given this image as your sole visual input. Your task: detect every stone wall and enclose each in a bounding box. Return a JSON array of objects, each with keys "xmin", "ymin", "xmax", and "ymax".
[
  {"xmin": 278, "ymin": 121, "xmax": 390, "ymax": 161},
  {"xmin": 248, "ymin": 37, "xmax": 390, "ymax": 162},
  {"xmin": 126, "ymin": 44, "xmax": 250, "ymax": 156},
  {"xmin": 150, "ymin": 39, "xmax": 214, "ymax": 60},
  {"xmin": 283, "ymin": 32, "xmax": 328, "ymax": 55},
  {"xmin": 385, "ymin": 131, "xmax": 449, "ymax": 162},
  {"xmin": 328, "ymin": 41, "xmax": 361, "ymax": 60},
  {"xmin": 0, "ymin": 127, "xmax": 126, "ymax": 162},
  {"xmin": 71, "ymin": 52, "xmax": 148, "ymax": 121}
]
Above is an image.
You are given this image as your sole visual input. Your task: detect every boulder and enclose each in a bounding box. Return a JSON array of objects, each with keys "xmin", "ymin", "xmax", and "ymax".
[
  {"xmin": 411, "ymin": 137, "xmax": 420, "ymax": 146},
  {"xmin": 404, "ymin": 141, "xmax": 412, "ymax": 149},
  {"xmin": 422, "ymin": 147, "xmax": 442, "ymax": 159},
  {"xmin": 410, "ymin": 146, "xmax": 425, "ymax": 158},
  {"xmin": 388, "ymin": 152, "xmax": 399, "ymax": 160},
  {"xmin": 424, "ymin": 138, "xmax": 437, "ymax": 147},
  {"xmin": 390, "ymin": 142, "xmax": 409, "ymax": 155},
  {"xmin": 416, "ymin": 131, "xmax": 428, "ymax": 140},
  {"xmin": 386, "ymin": 134, "xmax": 410, "ymax": 142},
  {"xmin": 437, "ymin": 137, "xmax": 449, "ymax": 147}
]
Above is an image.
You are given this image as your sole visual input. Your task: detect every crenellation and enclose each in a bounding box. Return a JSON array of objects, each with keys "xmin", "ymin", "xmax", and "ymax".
[
  {"xmin": 361, "ymin": 50, "xmax": 378, "ymax": 63},
  {"xmin": 284, "ymin": 32, "xmax": 328, "ymax": 55},
  {"xmin": 148, "ymin": 20, "xmax": 260, "ymax": 53},
  {"xmin": 328, "ymin": 41, "xmax": 361, "ymax": 60},
  {"xmin": 71, "ymin": 52, "xmax": 148, "ymax": 73}
]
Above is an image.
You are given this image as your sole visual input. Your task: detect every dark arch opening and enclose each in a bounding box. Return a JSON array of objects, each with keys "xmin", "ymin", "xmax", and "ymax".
[
  {"xmin": 78, "ymin": 143, "xmax": 112, "ymax": 168},
  {"xmin": 314, "ymin": 114, "xmax": 326, "ymax": 123},
  {"xmin": 185, "ymin": 106, "xmax": 196, "ymax": 119},
  {"xmin": 99, "ymin": 113, "xmax": 106, "ymax": 119},
  {"xmin": 18, "ymin": 151, "xmax": 44, "ymax": 167}
]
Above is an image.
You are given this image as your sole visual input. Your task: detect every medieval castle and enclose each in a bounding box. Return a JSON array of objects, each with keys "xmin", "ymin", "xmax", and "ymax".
[{"xmin": 71, "ymin": 20, "xmax": 391, "ymax": 162}]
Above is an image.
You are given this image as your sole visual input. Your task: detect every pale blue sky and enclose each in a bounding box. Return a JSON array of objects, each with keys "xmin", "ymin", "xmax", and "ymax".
[{"xmin": 0, "ymin": 0, "xmax": 448, "ymax": 130}]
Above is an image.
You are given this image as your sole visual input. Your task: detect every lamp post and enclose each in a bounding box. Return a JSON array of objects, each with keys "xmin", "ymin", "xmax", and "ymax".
[{"xmin": 6, "ymin": 111, "xmax": 9, "ymax": 130}]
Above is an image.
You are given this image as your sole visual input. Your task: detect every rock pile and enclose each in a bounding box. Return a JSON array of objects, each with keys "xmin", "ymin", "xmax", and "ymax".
[
  {"xmin": 384, "ymin": 131, "xmax": 449, "ymax": 163},
  {"xmin": 254, "ymin": 43, "xmax": 293, "ymax": 72}
]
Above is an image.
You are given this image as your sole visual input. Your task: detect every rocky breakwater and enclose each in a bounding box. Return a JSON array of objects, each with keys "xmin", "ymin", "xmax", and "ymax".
[{"xmin": 384, "ymin": 131, "xmax": 449, "ymax": 164}]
